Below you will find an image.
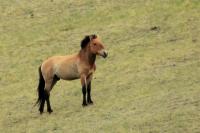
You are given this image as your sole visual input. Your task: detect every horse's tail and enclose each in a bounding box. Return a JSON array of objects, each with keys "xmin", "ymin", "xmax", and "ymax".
[{"xmin": 35, "ymin": 66, "xmax": 45, "ymax": 106}]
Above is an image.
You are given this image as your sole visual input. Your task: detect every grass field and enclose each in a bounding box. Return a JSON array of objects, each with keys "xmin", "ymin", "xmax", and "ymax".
[{"xmin": 0, "ymin": 0, "xmax": 200, "ymax": 132}]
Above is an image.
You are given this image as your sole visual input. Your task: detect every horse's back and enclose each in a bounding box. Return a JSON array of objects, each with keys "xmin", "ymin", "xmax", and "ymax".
[{"xmin": 41, "ymin": 54, "xmax": 80, "ymax": 80}]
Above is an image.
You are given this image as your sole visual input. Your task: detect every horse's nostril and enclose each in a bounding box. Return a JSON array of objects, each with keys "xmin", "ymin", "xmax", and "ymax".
[{"xmin": 104, "ymin": 52, "xmax": 108, "ymax": 58}]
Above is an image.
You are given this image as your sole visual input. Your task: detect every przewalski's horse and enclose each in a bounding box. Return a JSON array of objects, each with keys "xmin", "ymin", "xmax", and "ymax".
[{"xmin": 36, "ymin": 34, "xmax": 108, "ymax": 114}]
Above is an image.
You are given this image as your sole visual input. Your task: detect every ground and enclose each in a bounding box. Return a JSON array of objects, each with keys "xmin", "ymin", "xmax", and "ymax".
[{"xmin": 0, "ymin": 0, "xmax": 200, "ymax": 132}]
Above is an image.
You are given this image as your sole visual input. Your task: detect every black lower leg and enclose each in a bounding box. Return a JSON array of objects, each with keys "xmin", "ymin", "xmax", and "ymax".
[
  {"xmin": 45, "ymin": 91, "xmax": 53, "ymax": 113},
  {"xmin": 82, "ymin": 85, "xmax": 87, "ymax": 106},
  {"xmin": 87, "ymin": 82, "xmax": 93, "ymax": 104},
  {"xmin": 39, "ymin": 99, "xmax": 45, "ymax": 114}
]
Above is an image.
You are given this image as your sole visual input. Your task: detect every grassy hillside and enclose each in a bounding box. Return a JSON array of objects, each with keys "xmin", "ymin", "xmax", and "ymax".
[{"xmin": 0, "ymin": 0, "xmax": 200, "ymax": 132}]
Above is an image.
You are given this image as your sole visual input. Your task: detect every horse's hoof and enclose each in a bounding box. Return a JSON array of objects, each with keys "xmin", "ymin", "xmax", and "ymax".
[
  {"xmin": 88, "ymin": 101, "xmax": 93, "ymax": 105},
  {"xmin": 48, "ymin": 109, "xmax": 53, "ymax": 114},
  {"xmin": 39, "ymin": 111, "xmax": 43, "ymax": 115},
  {"xmin": 39, "ymin": 109, "xmax": 43, "ymax": 114},
  {"xmin": 82, "ymin": 103, "xmax": 87, "ymax": 107}
]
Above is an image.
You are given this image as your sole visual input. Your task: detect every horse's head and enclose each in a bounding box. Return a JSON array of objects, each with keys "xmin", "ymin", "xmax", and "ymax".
[{"xmin": 81, "ymin": 34, "xmax": 108, "ymax": 58}]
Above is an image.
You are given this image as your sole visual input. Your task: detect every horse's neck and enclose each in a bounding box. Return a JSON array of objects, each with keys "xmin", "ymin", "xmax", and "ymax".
[{"xmin": 79, "ymin": 48, "xmax": 96, "ymax": 66}]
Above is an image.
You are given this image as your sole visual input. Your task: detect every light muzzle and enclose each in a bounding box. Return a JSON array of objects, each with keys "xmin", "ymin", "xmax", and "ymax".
[{"xmin": 98, "ymin": 49, "xmax": 108, "ymax": 58}]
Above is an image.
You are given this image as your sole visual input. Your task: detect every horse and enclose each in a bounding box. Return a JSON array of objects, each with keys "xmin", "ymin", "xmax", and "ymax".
[{"xmin": 35, "ymin": 34, "xmax": 108, "ymax": 114}]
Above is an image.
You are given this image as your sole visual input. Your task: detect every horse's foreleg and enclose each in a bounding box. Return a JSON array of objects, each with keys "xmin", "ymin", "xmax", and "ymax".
[
  {"xmin": 87, "ymin": 81, "xmax": 93, "ymax": 104},
  {"xmin": 81, "ymin": 75, "xmax": 87, "ymax": 106},
  {"xmin": 86, "ymin": 74, "xmax": 93, "ymax": 104}
]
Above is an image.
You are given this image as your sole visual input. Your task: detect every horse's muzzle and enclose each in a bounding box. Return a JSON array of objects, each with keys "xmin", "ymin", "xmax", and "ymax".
[
  {"xmin": 102, "ymin": 51, "xmax": 108, "ymax": 58},
  {"xmin": 98, "ymin": 50, "xmax": 108, "ymax": 58}
]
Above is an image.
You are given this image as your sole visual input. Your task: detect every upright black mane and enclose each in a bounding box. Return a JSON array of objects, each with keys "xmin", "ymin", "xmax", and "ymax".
[
  {"xmin": 81, "ymin": 36, "xmax": 90, "ymax": 49},
  {"xmin": 81, "ymin": 34, "xmax": 97, "ymax": 49}
]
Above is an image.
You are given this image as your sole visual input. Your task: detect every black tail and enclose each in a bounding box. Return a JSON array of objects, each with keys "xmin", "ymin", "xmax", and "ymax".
[{"xmin": 35, "ymin": 66, "xmax": 45, "ymax": 106}]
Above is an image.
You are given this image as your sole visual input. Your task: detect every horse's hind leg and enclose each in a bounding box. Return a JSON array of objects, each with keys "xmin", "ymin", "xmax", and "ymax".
[
  {"xmin": 42, "ymin": 79, "xmax": 53, "ymax": 113},
  {"xmin": 45, "ymin": 76, "xmax": 59, "ymax": 113},
  {"xmin": 39, "ymin": 97, "xmax": 45, "ymax": 114},
  {"xmin": 46, "ymin": 93, "xmax": 53, "ymax": 113},
  {"xmin": 39, "ymin": 80, "xmax": 53, "ymax": 114}
]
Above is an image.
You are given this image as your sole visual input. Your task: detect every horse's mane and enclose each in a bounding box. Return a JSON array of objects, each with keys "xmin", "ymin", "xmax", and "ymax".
[{"xmin": 81, "ymin": 34, "xmax": 97, "ymax": 49}]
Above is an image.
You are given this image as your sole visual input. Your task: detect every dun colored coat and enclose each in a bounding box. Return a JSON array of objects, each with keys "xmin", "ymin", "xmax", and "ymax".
[{"xmin": 36, "ymin": 34, "xmax": 108, "ymax": 114}]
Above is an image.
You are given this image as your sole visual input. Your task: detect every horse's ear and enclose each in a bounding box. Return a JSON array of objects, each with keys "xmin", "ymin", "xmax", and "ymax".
[
  {"xmin": 90, "ymin": 34, "xmax": 97, "ymax": 39},
  {"xmin": 81, "ymin": 34, "xmax": 98, "ymax": 49},
  {"xmin": 81, "ymin": 36, "xmax": 90, "ymax": 49}
]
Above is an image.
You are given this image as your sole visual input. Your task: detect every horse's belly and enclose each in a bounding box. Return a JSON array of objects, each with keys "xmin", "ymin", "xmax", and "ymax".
[
  {"xmin": 55, "ymin": 64, "xmax": 80, "ymax": 80},
  {"xmin": 62, "ymin": 73, "xmax": 80, "ymax": 80}
]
